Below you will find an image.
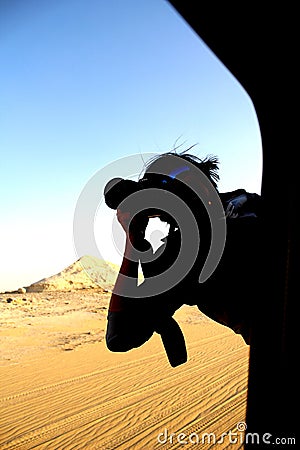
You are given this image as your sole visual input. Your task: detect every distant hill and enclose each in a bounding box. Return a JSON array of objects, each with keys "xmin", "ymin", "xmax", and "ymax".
[{"xmin": 25, "ymin": 255, "xmax": 120, "ymax": 293}]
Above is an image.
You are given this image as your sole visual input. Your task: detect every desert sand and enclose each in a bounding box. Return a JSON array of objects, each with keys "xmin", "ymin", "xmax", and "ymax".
[{"xmin": 0, "ymin": 260, "xmax": 249, "ymax": 449}]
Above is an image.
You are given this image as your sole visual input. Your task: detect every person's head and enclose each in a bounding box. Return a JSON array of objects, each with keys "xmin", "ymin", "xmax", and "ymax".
[
  {"xmin": 137, "ymin": 149, "xmax": 220, "ymax": 233},
  {"xmin": 141, "ymin": 150, "xmax": 220, "ymax": 192},
  {"xmin": 140, "ymin": 149, "xmax": 219, "ymax": 210}
]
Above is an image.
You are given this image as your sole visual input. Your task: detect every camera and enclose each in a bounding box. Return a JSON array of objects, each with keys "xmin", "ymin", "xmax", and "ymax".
[
  {"xmin": 104, "ymin": 177, "xmax": 145, "ymax": 210},
  {"xmin": 104, "ymin": 176, "xmax": 169, "ymax": 218}
]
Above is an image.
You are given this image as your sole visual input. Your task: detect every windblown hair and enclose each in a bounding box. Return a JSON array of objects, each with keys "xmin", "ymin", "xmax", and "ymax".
[{"xmin": 142, "ymin": 148, "xmax": 220, "ymax": 190}]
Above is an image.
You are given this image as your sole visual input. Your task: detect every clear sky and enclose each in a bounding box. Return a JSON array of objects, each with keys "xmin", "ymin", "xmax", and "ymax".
[{"xmin": 0, "ymin": 0, "xmax": 262, "ymax": 292}]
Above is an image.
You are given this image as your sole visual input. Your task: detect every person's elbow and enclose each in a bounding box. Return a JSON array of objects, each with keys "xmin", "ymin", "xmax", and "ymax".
[{"xmin": 106, "ymin": 335, "xmax": 133, "ymax": 352}]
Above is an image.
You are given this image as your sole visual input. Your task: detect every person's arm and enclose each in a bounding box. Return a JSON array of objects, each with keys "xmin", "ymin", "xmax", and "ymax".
[{"xmin": 108, "ymin": 209, "xmax": 150, "ymax": 312}]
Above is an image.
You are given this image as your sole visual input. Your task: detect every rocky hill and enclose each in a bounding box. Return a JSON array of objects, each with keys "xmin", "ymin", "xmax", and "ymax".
[{"xmin": 25, "ymin": 255, "xmax": 120, "ymax": 293}]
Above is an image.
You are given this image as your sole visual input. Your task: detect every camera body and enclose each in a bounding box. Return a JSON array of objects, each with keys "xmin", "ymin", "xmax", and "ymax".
[
  {"xmin": 104, "ymin": 177, "xmax": 147, "ymax": 210},
  {"xmin": 104, "ymin": 176, "xmax": 169, "ymax": 219}
]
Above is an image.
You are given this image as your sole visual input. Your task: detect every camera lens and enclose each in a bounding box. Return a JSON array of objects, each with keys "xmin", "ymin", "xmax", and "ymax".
[{"xmin": 104, "ymin": 178, "xmax": 138, "ymax": 210}]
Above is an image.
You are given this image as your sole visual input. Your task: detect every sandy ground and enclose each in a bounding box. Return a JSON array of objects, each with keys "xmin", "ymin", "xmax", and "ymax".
[{"xmin": 0, "ymin": 290, "xmax": 249, "ymax": 449}]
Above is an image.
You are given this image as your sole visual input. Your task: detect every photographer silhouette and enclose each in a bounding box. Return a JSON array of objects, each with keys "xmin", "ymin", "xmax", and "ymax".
[{"xmin": 104, "ymin": 150, "xmax": 262, "ymax": 367}]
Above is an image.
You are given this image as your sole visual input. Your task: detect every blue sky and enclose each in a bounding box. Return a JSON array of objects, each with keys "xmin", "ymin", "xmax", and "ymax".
[{"xmin": 0, "ymin": 0, "xmax": 262, "ymax": 292}]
